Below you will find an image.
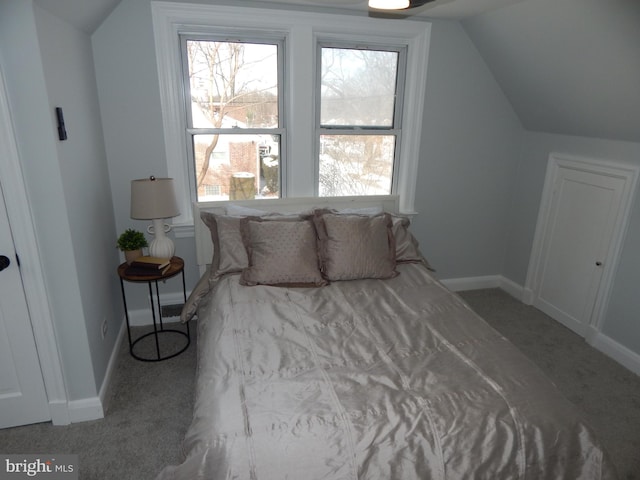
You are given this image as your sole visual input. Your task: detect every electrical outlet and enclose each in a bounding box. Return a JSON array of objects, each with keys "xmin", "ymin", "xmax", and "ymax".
[{"xmin": 101, "ymin": 317, "xmax": 108, "ymax": 340}]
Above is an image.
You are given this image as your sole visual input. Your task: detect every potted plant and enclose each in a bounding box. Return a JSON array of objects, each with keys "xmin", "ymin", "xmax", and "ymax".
[{"xmin": 117, "ymin": 228, "xmax": 148, "ymax": 264}]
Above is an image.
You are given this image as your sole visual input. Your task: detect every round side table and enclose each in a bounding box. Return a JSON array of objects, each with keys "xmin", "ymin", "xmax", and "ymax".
[{"xmin": 117, "ymin": 256, "xmax": 190, "ymax": 362}]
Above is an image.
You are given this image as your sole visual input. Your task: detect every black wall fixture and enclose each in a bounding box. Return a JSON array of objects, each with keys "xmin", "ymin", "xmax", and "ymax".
[{"xmin": 55, "ymin": 107, "xmax": 67, "ymax": 141}]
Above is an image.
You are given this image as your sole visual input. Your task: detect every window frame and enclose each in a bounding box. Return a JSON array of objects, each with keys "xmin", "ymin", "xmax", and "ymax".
[
  {"xmin": 316, "ymin": 41, "xmax": 408, "ymax": 196},
  {"xmin": 152, "ymin": 2, "xmax": 431, "ymax": 227},
  {"xmin": 179, "ymin": 34, "xmax": 286, "ymax": 203}
]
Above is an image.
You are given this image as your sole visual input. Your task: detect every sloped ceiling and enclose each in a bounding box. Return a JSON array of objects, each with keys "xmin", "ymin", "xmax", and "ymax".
[
  {"xmin": 463, "ymin": 0, "xmax": 640, "ymax": 143},
  {"xmin": 34, "ymin": 0, "xmax": 122, "ymax": 34},
  {"xmin": 34, "ymin": 0, "xmax": 640, "ymax": 143}
]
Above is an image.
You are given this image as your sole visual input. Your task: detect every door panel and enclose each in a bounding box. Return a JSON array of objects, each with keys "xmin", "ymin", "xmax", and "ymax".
[{"xmin": 0, "ymin": 184, "xmax": 50, "ymax": 428}]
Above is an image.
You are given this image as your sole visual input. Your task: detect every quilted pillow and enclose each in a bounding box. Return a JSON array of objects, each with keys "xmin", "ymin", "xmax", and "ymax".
[
  {"xmin": 200, "ymin": 212, "xmax": 249, "ymax": 280},
  {"xmin": 314, "ymin": 212, "xmax": 397, "ymax": 281},
  {"xmin": 180, "ymin": 265, "xmax": 212, "ymax": 323},
  {"xmin": 239, "ymin": 217, "xmax": 327, "ymax": 287},
  {"xmin": 391, "ymin": 215, "xmax": 423, "ymax": 263}
]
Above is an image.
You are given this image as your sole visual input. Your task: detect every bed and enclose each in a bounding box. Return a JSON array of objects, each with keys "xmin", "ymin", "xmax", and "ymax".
[{"xmin": 156, "ymin": 195, "xmax": 616, "ymax": 480}]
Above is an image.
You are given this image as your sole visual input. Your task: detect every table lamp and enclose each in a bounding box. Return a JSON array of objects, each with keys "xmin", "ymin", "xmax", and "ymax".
[{"xmin": 130, "ymin": 176, "xmax": 180, "ymax": 259}]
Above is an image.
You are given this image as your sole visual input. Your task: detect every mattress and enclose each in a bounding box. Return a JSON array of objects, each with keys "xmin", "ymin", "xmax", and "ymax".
[{"xmin": 156, "ymin": 262, "xmax": 616, "ymax": 479}]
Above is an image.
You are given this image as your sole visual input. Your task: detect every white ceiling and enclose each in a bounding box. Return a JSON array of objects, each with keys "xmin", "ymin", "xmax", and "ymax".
[
  {"xmin": 34, "ymin": 0, "xmax": 523, "ymax": 33},
  {"xmin": 34, "ymin": 0, "xmax": 122, "ymax": 34},
  {"xmin": 34, "ymin": 0, "xmax": 640, "ymax": 143}
]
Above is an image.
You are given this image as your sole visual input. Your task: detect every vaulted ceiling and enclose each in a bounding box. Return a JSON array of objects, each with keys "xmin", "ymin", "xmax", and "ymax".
[
  {"xmin": 463, "ymin": 0, "xmax": 640, "ymax": 143},
  {"xmin": 34, "ymin": 0, "xmax": 640, "ymax": 143}
]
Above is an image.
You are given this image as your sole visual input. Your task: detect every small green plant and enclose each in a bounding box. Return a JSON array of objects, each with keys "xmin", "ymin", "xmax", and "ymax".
[{"xmin": 116, "ymin": 229, "xmax": 148, "ymax": 251}]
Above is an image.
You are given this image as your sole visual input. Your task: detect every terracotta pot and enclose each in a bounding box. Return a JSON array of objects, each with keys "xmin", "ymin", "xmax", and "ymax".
[{"xmin": 124, "ymin": 249, "xmax": 143, "ymax": 265}]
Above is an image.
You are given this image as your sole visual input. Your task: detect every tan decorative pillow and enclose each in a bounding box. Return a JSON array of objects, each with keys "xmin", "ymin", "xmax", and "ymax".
[
  {"xmin": 180, "ymin": 266, "xmax": 212, "ymax": 323},
  {"xmin": 200, "ymin": 212, "xmax": 248, "ymax": 280},
  {"xmin": 390, "ymin": 215, "xmax": 434, "ymax": 270},
  {"xmin": 239, "ymin": 217, "xmax": 327, "ymax": 287},
  {"xmin": 392, "ymin": 215, "xmax": 422, "ymax": 262},
  {"xmin": 314, "ymin": 213, "xmax": 397, "ymax": 281}
]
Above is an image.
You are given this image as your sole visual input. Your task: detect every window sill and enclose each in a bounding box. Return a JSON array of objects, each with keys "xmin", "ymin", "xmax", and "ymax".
[{"xmin": 173, "ymin": 223, "xmax": 195, "ymax": 239}]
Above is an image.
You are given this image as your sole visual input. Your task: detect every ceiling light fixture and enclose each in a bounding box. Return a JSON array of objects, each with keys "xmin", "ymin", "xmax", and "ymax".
[{"xmin": 368, "ymin": 0, "xmax": 410, "ymax": 10}]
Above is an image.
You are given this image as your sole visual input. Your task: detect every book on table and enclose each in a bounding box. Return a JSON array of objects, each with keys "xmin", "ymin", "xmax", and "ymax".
[
  {"xmin": 126, "ymin": 256, "xmax": 171, "ymax": 276},
  {"xmin": 129, "ymin": 256, "xmax": 170, "ymax": 269}
]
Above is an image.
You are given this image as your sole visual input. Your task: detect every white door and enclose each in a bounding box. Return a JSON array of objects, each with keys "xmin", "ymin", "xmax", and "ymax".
[
  {"xmin": 0, "ymin": 181, "xmax": 50, "ymax": 428},
  {"xmin": 526, "ymin": 154, "xmax": 638, "ymax": 337}
]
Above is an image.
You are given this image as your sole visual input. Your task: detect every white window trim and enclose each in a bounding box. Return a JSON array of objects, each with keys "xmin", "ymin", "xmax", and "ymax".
[{"xmin": 151, "ymin": 1, "xmax": 431, "ymax": 225}]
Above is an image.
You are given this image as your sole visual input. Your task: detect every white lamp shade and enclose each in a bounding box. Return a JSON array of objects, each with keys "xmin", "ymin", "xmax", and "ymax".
[
  {"xmin": 130, "ymin": 177, "xmax": 180, "ymax": 220},
  {"xmin": 369, "ymin": 0, "xmax": 410, "ymax": 9}
]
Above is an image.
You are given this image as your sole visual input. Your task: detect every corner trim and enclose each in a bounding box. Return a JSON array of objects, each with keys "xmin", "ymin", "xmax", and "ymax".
[
  {"xmin": 57, "ymin": 318, "xmax": 127, "ymax": 425},
  {"xmin": 67, "ymin": 397, "xmax": 104, "ymax": 424}
]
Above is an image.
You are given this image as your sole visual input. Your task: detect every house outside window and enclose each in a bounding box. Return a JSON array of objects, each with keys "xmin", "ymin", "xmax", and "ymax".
[
  {"xmin": 182, "ymin": 38, "xmax": 283, "ymax": 202},
  {"xmin": 152, "ymin": 3, "xmax": 431, "ymax": 225}
]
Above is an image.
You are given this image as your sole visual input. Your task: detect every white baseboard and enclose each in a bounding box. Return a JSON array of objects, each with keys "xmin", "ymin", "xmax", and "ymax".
[
  {"xmin": 67, "ymin": 397, "xmax": 104, "ymax": 424},
  {"xmin": 440, "ymin": 274, "xmax": 502, "ymax": 292},
  {"xmin": 54, "ymin": 320, "xmax": 127, "ymax": 425},
  {"xmin": 98, "ymin": 320, "xmax": 127, "ymax": 413},
  {"xmin": 498, "ymin": 277, "xmax": 525, "ymax": 300},
  {"xmin": 589, "ymin": 331, "xmax": 640, "ymax": 377},
  {"xmin": 441, "ymin": 274, "xmax": 524, "ymax": 300}
]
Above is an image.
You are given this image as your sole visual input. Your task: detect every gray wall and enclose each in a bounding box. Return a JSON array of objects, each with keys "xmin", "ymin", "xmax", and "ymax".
[
  {"xmin": 4, "ymin": 0, "xmax": 639, "ymax": 410},
  {"xmin": 462, "ymin": 0, "xmax": 640, "ymax": 360},
  {"xmin": 93, "ymin": 0, "xmax": 200, "ymax": 312},
  {"xmin": 92, "ymin": 1, "xmax": 524, "ymax": 305},
  {"xmin": 34, "ymin": 5, "xmax": 123, "ymax": 394},
  {"xmin": 503, "ymin": 132, "xmax": 640, "ymax": 354},
  {"xmin": 0, "ymin": 0, "xmax": 121, "ymax": 401},
  {"xmin": 412, "ymin": 19, "xmax": 523, "ymax": 279}
]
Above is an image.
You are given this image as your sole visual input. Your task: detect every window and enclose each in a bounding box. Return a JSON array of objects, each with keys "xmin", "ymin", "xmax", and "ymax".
[
  {"xmin": 181, "ymin": 38, "xmax": 283, "ymax": 202},
  {"xmin": 318, "ymin": 45, "xmax": 406, "ymax": 196},
  {"xmin": 153, "ymin": 3, "xmax": 430, "ymax": 224}
]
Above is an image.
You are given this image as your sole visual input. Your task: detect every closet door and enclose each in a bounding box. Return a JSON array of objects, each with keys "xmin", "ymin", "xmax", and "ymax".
[
  {"xmin": 0, "ymin": 182, "xmax": 50, "ymax": 428},
  {"xmin": 526, "ymin": 154, "xmax": 638, "ymax": 337},
  {"xmin": 0, "ymin": 66, "xmax": 53, "ymax": 428}
]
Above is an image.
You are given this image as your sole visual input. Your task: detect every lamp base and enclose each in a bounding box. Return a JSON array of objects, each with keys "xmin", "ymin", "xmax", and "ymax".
[
  {"xmin": 148, "ymin": 219, "xmax": 175, "ymax": 259},
  {"xmin": 148, "ymin": 237, "xmax": 175, "ymax": 259}
]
